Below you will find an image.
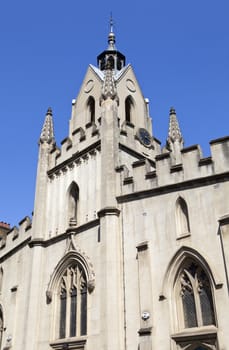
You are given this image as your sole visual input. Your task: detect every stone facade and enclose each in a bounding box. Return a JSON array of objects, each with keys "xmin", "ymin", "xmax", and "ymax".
[{"xmin": 0, "ymin": 28, "xmax": 229, "ymax": 350}]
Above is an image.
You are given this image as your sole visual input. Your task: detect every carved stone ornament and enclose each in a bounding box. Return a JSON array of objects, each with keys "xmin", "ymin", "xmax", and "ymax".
[
  {"xmin": 46, "ymin": 235, "xmax": 95, "ymax": 303},
  {"xmin": 65, "ymin": 236, "xmax": 96, "ymax": 293},
  {"xmin": 84, "ymin": 80, "xmax": 94, "ymax": 93},
  {"xmin": 87, "ymin": 279, "xmax": 95, "ymax": 293},
  {"xmin": 126, "ymin": 79, "xmax": 136, "ymax": 92},
  {"xmin": 46, "ymin": 290, "xmax": 52, "ymax": 304}
]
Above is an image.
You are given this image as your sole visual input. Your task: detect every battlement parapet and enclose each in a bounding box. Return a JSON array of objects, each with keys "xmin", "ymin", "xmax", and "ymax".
[
  {"xmin": 210, "ymin": 136, "xmax": 229, "ymax": 173},
  {"xmin": 0, "ymin": 216, "xmax": 32, "ymax": 253},
  {"xmin": 0, "ymin": 222, "xmax": 10, "ymax": 230},
  {"xmin": 49, "ymin": 123, "xmax": 100, "ymax": 168},
  {"xmin": 118, "ymin": 136, "xmax": 229, "ymax": 195}
]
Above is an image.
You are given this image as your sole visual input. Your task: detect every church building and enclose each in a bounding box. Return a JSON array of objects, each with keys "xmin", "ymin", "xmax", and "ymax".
[{"xmin": 0, "ymin": 25, "xmax": 229, "ymax": 350}]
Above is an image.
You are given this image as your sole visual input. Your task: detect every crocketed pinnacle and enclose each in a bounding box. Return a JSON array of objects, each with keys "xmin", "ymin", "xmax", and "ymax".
[
  {"xmin": 101, "ymin": 62, "xmax": 118, "ymax": 101},
  {"xmin": 40, "ymin": 107, "xmax": 55, "ymax": 144},
  {"xmin": 167, "ymin": 107, "xmax": 184, "ymax": 146}
]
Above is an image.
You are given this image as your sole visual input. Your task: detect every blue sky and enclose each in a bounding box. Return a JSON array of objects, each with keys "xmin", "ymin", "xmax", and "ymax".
[{"xmin": 0, "ymin": 0, "xmax": 228, "ymax": 226}]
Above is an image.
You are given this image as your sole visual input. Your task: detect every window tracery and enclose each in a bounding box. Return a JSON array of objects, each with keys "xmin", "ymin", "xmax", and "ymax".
[
  {"xmin": 170, "ymin": 257, "xmax": 218, "ymax": 349},
  {"xmin": 47, "ymin": 247, "xmax": 95, "ymax": 350},
  {"xmin": 58, "ymin": 263, "xmax": 87, "ymax": 339},
  {"xmin": 179, "ymin": 259, "xmax": 215, "ymax": 329}
]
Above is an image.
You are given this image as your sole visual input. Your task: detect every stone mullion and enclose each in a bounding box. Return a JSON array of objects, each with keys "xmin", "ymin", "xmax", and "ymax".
[{"xmin": 193, "ymin": 274, "xmax": 202, "ymax": 326}]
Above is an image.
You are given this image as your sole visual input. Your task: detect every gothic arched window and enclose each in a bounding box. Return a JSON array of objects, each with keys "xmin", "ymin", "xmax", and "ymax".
[
  {"xmin": 58, "ymin": 263, "xmax": 87, "ymax": 339},
  {"xmin": 68, "ymin": 182, "xmax": 79, "ymax": 227},
  {"xmin": 177, "ymin": 259, "xmax": 215, "ymax": 329},
  {"xmin": 0, "ymin": 308, "xmax": 3, "ymax": 349},
  {"xmin": 87, "ymin": 96, "xmax": 95, "ymax": 124},
  {"xmin": 176, "ymin": 197, "xmax": 190, "ymax": 237},
  {"xmin": 125, "ymin": 96, "xmax": 134, "ymax": 124}
]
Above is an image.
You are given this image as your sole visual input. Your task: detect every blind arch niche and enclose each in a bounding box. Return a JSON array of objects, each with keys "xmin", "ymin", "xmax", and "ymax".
[{"xmin": 67, "ymin": 182, "xmax": 79, "ymax": 227}]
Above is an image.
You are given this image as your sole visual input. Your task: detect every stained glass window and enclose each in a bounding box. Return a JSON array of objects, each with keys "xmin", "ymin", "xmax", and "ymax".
[
  {"xmin": 59, "ymin": 263, "xmax": 87, "ymax": 339},
  {"xmin": 179, "ymin": 260, "xmax": 215, "ymax": 328}
]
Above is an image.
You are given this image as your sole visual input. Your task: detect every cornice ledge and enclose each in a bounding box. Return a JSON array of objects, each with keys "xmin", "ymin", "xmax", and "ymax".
[
  {"xmin": 136, "ymin": 241, "xmax": 148, "ymax": 252},
  {"xmin": 29, "ymin": 238, "xmax": 45, "ymax": 247},
  {"xmin": 119, "ymin": 143, "xmax": 156, "ymax": 167},
  {"xmin": 0, "ymin": 237, "xmax": 31, "ymax": 263},
  {"xmin": 117, "ymin": 171, "xmax": 229, "ymax": 203},
  {"xmin": 29, "ymin": 219, "xmax": 100, "ymax": 248},
  {"xmin": 47, "ymin": 140, "xmax": 101, "ymax": 177},
  {"xmin": 66, "ymin": 218, "xmax": 100, "ymax": 234},
  {"xmin": 138, "ymin": 327, "xmax": 152, "ymax": 336},
  {"xmin": 97, "ymin": 206, "xmax": 120, "ymax": 218},
  {"xmin": 50, "ymin": 337, "xmax": 87, "ymax": 350},
  {"xmin": 210, "ymin": 135, "xmax": 229, "ymax": 145},
  {"xmin": 171, "ymin": 325, "xmax": 217, "ymax": 342},
  {"xmin": 155, "ymin": 152, "xmax": 170, "ymax": 161},
  {"xmin": 181, "ymin": 144, "xmax": 199, "ymax": 153},
  {"xmin": 218, "ymin": 214, "xmax": 229, "ymax": 226}
]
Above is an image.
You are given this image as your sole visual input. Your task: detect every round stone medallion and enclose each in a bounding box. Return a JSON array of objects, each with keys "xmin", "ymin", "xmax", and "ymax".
[
  {"xmin": 126, "ymin": 79, "xmax": 136, "ymax": 92},
  {"xmin": 84, "ymin": 80, "xmax": 94, "ymax": 93}
]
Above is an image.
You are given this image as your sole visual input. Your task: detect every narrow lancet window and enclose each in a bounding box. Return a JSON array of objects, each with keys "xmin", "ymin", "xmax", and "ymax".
[
  {"xmin": 125, "ymin": 96, "xmax": 134, "ymax": 123},
  {"xmin": 176, "ymin": 197, "xmax": 190, "ymax": 236},
  {"xmin": 68, "ymin": 182, "xmax": 79, "ymax": 227},
  {"xmin": 87, "ymin": 96, "xmax": 95, "ymax": 124}
]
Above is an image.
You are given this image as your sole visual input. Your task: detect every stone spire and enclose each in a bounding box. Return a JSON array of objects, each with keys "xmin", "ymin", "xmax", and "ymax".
[
  {"xmin": 101, "ymin": 62, "xmax": 118, "ymax": 102},
  {"xmin": 167, "ymin": 107, "xmax": 184, "ymax": 148},
  {"xmin": 40, "ymin": 107, "xmax": 55, "ymax": 144}
]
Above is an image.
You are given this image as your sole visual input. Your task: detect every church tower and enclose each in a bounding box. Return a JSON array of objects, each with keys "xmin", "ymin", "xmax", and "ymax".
[
  {"xmin": 0, "ymin": 23, "xmax": 229, "ymax": 350},
  {"xmin": 30, "ymin": 24, "xmax": 160, "ymax": 350}
]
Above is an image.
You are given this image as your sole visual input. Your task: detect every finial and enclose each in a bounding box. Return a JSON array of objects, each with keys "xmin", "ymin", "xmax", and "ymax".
[
  {"xmin": 167, "ymin": 107, "xmax": 184, "ymax": 145},
  {"xmin": 166, "ymin": 107, "xmax": 184, "ymax": 163},
  {"xmin": 46, "ymin": 107, "xmax": 52, "ymax": 116},
  {"xmin": 170, "ymin": 107, "xmax": 176, "ymax": 115},
  {"xmin": 107, "ymin": 13, "xmax": 116, "ymax": 50},
  {"xmin": 40, "ymin": 107, "xmax": 55, "ymax": 144}
]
